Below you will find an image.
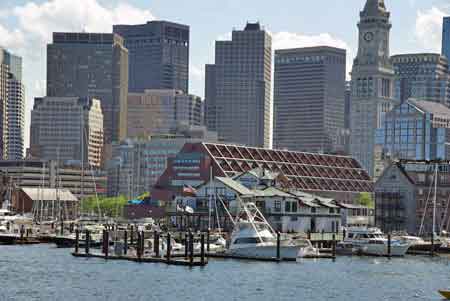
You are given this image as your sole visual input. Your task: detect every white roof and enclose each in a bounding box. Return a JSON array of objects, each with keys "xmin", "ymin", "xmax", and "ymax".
[{"xmin": 21, "ymin": 187, "xmax": 78, "ymax": 202}]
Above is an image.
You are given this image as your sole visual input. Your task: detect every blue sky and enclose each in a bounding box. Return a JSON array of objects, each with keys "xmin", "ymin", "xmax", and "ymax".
[{"xmin": 0, "ymin": 0, "xmax": 449, "ymax": 147}]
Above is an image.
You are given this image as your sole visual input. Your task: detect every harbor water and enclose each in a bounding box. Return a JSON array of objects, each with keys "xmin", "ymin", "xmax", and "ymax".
[{"xmin": 1, "ymin": 245, "xmax": 450, "ymax": 300}]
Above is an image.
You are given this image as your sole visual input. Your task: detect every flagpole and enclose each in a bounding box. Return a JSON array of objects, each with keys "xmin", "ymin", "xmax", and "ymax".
[{"xmin": 209, "ymin": 165, "xmax": 212, "ymax": 231}]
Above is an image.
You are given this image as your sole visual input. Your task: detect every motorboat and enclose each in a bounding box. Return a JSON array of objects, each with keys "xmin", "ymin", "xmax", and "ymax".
[
  {"xmin": 395, "ymin": 235, "xmax": 441, "ymax": 253},
  {"xmin": 226, "ymin": 202, "xmax": 316, "ymax": 259},
  {"xmin": 344, "ymin": 227, "xmax": 410, "ymax": 256}
]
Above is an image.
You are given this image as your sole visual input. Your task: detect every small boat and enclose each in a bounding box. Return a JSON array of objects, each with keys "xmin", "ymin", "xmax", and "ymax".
[
  {"xmin": 439, "ymin": 290, "xmax": 450, "ymax": 299},
  {"xmin": 344, "ymin": 227, "xmax": 410, "ymax": 256},
  {"xmin": 226, "ymin": 202, "xmax": 315, "ymax": 259},
  {"xmin": 395, "ymin": 235, "xmax": 442, "ymax": 253}
]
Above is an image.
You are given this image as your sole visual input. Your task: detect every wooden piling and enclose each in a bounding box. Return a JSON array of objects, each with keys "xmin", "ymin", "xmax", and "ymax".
[
  {"xmin": 155, "ymin": 231, "xmax": 160, "ymax": 258},
  {"xmin": 184, "ymin": 232, "xmax": 189, "ymax": 258},
  {"xmin": 387, "ymin": 233, "xmax": 391, "ymax": 259},
  {"xmin": 166, "ymin": 233, "xmax": 172, "ymax": 262},
  {"xmin": 207, "ymin": 228, "xmax": 210, "ymax": 252},
  {"xmin": 276, "ymin": 232, "xmax": 281, "ymax": 261},
  {"xmin": 130, "ymin": 226, "xmax": 134, "ymax": 246},
  {"xmin": 137, "ymin": 232, "xmax": 142, "ymax": 261},
  {"xmin": 200, "ymin": 233, "xmax": 205, "ymax": 265},
  {"xmin": 332, "ymin": 234, "xmax": 336, "ymax": 259},
  {"xmin": 104, "ymin": 230, "xmax": 109, "ymax": 259},
  {"xmin": 431, "ymin": 233, "xmax": 435, "ymax": 257},
  {"xmin": 75, "ymin": 229, "xmax": 79, "ymax": 254},
  {"xmin": 140, "ymin": 231, "xmax": 145, "ymax": 257},
  {"xmin": 189, "ymin": 231, "xmax": 194, "ymax": 266},
  {"xmin": 124, "ymin": 230, "xmax": 128, "ymax": 255},
  {"xmin": 85, "ymin": 230, "xmax": 90, "ymax": 255}
]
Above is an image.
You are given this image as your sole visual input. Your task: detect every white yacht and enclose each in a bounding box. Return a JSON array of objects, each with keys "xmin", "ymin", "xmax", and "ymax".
[
  {"xmin": 227, "ymin": 203, "xmax": 318, "ymax": 259},
  {"xmin": 344, "ymin": 227, "xmax": 410, "ymax": 256}
]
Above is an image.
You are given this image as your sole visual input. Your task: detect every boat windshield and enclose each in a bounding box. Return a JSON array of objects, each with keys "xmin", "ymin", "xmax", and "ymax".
[{"xmin": 234, "ymin": 237, "xmax": 274, "ymax": 244}]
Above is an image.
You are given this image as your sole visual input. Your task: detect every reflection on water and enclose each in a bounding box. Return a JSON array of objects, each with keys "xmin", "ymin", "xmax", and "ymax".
[{"xmin": 0, "ymin": 245, "xmax": 450, "ymax": 301}]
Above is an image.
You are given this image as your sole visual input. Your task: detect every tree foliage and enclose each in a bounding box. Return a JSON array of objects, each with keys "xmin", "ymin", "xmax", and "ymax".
[
  {"xmin": 81, "ymin": 195, "xmax": 128, "ymax": 217},
  {"xmin": 356, "ymin": 192, "xmax": 374, "ymax": 208}
]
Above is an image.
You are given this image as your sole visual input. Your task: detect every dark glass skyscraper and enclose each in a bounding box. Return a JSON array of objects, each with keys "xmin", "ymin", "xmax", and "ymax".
[
  {"xmin": 113, "ymin": 21, "xmax": 189, "ymax": 93},
  {"xmin": 442, "ymin": 17, "xmax": 450, "ymax": 61},
  {"xmin": 205, "ymin": 23, "xmax": 272, "ymax": 148},
  {"xmin": 47, "ymin": 32, "xmax": 129, "ymax": 145},
  {"xmin": 273, "ymin": 47, "xmax": 346, "ymax": 154}
]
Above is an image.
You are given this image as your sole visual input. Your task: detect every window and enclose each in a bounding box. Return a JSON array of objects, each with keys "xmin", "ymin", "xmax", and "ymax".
[
  {"xmin": 274, "ymin": 201, "xmax": 281, "ymax": 212},
  {"xmin": 290, "ymin": 216, "xmax": 298, "ymax": 222},
  {"xmin": 285, "ymin": 201, "xmax": 291, "ymax": 212}
]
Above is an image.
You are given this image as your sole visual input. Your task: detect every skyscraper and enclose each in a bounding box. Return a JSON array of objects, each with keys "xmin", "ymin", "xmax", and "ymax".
[
  {"xmin": 47, "ymin": 32, "xmax": 128, "ymax": 145},
  {"xmin": 113, "ymin": 21, "xmax": 189, "ymax": 93},
  {"xmin": 205, "ymin": 23, "xmax": 272, "ymax": 148},
  {"xmin": 350, "ymin": 0, "xmax": 398, "ymax": 176},
  {"xmin": 273, "ymin": 47, "xmax": 346, "ymax": 153},
  {"xmin": 127, "ymin": 89, "xmax": 204, "ymax": 138},
  {"xmin": 30, "ymin": 97, "xmax": 104, "ymax": 168},
  {"xmin": 442, "ymin": 17, "xmax": 450, "ymax": 61},
  {"xmin": 0, "ymin": 49, "xmax": 25, "ymax": 160},
  {"xmin": 392, "ymin": 53, "xmax": 450, "ymax": 105}
]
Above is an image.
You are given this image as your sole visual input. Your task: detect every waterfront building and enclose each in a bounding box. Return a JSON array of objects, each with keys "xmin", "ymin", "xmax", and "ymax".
[
  {"xmin": 343, "ymin": 81, "xmax": 352, "ymax": 154},
  {"xmin": 107, "ymin": 125, "xmax": 217, "ymax": 197},
  {"xmin": 375, "ymin": 161, "xmax": 450, "ymax": 235},
  {"xmin": 442, "ymin": 17, "xmax": 450, "ymax": 61},
  {"xmin": 127, "ymin": 89, "xmax": 203, "ymax": 139},
  {"xmin": 375, "ymin": 100, "xmax": 450, "ymax": 177},
  {"xmin": 11, "ymin": 187, "xmax": 79, "ymax": 221},
  {"xmin": 30, "ymin": 97, "xmax": 104, "ymax": 168},
  {"xmin": 350, "ymin": 0, "xmax": 398, "ymax": 176},
  {"xmin": 392, "ymin": 53, "xmax": 450, "ymax": 105},
  {"xmin": 205, "ymin": 22, "xmax": 272, "ymax": 148},
  {"xmin": 273, "ymin": 47, "xmax": 346, "ymax": 154},
  {"xmin": 0, "ymin": 160, "xmax": 106, "ymax": 199},
  {"xmin": 152, "ymin": 142, "xmax": 373, "ymax": 204},
  {"xmin": 113, "ymin": 21, "xmax": 189, "ymax": 93},
  {"xmin": 192, "ymin": 170, "xmax": 342, "ymax": 233},
  {"xmin": 47, "ymin": 32, "xmax": 128, "ymax": 145}
]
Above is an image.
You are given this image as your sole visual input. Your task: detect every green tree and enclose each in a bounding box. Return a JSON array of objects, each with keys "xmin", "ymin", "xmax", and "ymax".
[
  {"xmin": 356, "ymin": 192, "xmax": 374, "ymax": 208},
  {"xmin": 81, "ymin": 195, "xmax": 128, "ymax": 218}
]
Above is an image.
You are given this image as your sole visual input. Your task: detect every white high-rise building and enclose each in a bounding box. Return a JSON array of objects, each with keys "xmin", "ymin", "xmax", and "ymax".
[{"xmin": 350, "ymin": 0, "xmax": 398, "ymax": 176}]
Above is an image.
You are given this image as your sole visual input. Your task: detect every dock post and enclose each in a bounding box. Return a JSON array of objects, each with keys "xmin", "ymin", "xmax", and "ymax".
[
  {"xmin": 201, "ymin": 233, "xmax": 205, "ymax": 265},
  {"xmin": 184, "ymin": 232, "xmax": 189, "ymax": 258},
  {"xmin": 20, "ymin": 225, "xmax": 24, "ymax": 241},
  {"xmin": 276, "ymin": 232, "xmax": 281, "ymax": 261},
  {"xmin": 137, "ymin": 232, "xmax": 142, "ymax": 261},
  {"xmin": 124, "ymin": 230, "xmax": 128, "ymax": 255},
  {"xmin": 102, "ymin": 229, "xmax": 106, "ymax": 254},
  {"xmin": 155, "ymin": 231, "xmax": 160, "ymax": 258},
  {"xmin": 105, "ymin": 230, "xmax": 109, "ymax": 259},
  {"xmin": 332, "ymin": 234, "xmax": 336, "ymax": 260},
  {"xmin": 140, "ymin": 231, "xmax": 145, "ymax": 257},
  {"xmin": 189, "ymin": 231, "xmax": 194, "ymax": 266},
  {"xmin": 166, "ymin": 233, "xmax": 171, "ymax": 262},
  {"xmin": 130, "ymin": 225, "xmax": 134, "ymax": 246},
  {"xmin": 85, "ymin": 230, "xmax": 90, "ymax": 255},
  {"xmin": 387, "ymin": 233, "xmax": 391, "ymax": 259},
  {"xmin": 431, "ymin": 232, "xmax": 435, "ymax": 257},
  {"xmin": 207, "ymin": 228, "xmax": 210, "ymax": 253},
  {"xmin": 75, "ymin": 229, "xmax": 79, "ymax": 254}
]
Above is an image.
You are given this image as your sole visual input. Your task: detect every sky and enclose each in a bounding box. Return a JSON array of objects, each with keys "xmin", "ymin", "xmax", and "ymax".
[{"xmin": 0, "ymin": 0, "xmax": 449, "ymax": 149}]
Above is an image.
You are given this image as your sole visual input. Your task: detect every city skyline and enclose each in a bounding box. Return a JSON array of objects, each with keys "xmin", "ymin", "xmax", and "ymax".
[{"xmin": 0, "ymin": 0, "xmax": 448, "ymax": 149}]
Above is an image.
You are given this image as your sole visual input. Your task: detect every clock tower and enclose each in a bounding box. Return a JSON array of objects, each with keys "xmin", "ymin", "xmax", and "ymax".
[{"xmin": 350, "ymin": 0, "xmax": 397, "ymax": 177}]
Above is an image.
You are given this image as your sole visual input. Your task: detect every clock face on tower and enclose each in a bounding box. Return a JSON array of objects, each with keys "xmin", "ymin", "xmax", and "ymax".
[{"xmin": 364, "ymin": 32, "xmax": 374, "ymax": 42}]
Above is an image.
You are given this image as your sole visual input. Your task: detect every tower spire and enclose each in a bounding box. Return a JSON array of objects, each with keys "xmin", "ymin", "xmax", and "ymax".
[{"xmin": 361, "ymin": 0, "xmax": 389, "ymax": 18}]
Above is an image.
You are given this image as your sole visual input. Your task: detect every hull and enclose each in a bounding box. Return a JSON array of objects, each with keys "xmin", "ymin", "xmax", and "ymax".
[
  {"xmin": 407, "ymin": 243, "xmax": 442, "ymax": 253},
  {"xmin": 227, "ymin": 245, "xmax": 301, "ymax": 259},
  {"xmin": 53, "ymin": 236, "xmax": 103, "ymax": 248},
  {"xmin": 360, "ymin": 244, "xmax": 409, "ymax": 257}
]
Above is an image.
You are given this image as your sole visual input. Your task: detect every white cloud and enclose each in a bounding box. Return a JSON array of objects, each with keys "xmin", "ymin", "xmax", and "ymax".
[
  {"xmin": 0, "ymin": 0, "xmax": 155, "ymax": 150},
  {"xmin": 415, "ymin": 7, "xmax": 446, "ymax": 52}
]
